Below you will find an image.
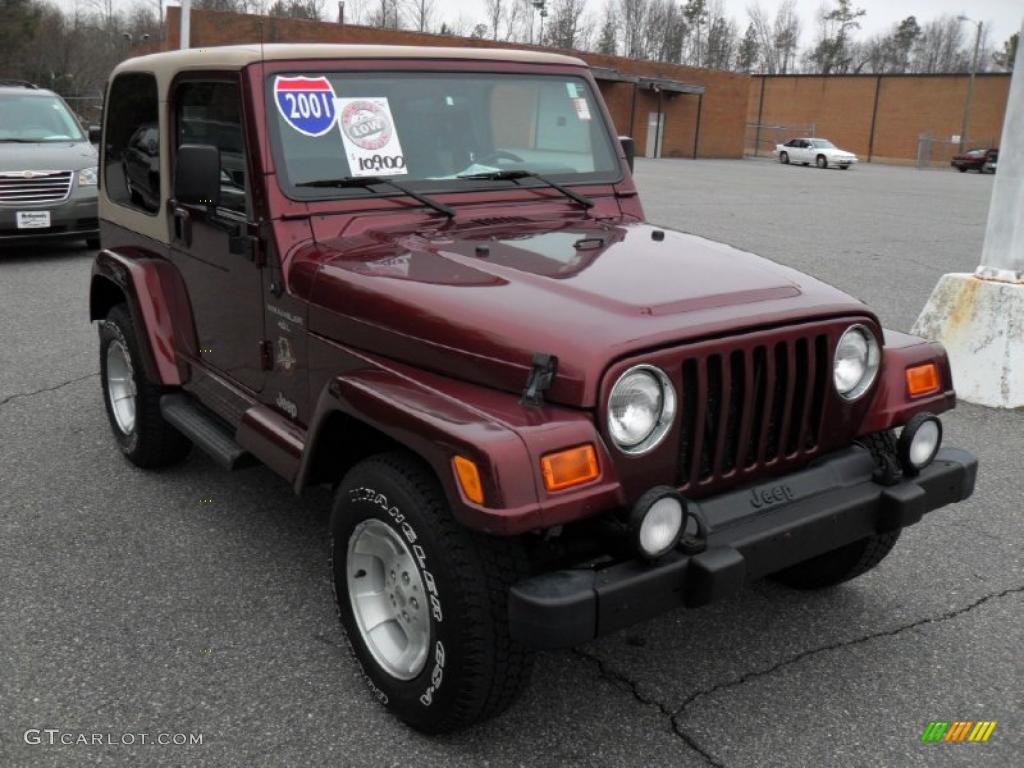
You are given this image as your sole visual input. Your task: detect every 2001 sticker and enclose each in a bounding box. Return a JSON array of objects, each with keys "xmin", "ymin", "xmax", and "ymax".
[{"xmin": 274, "ymin": 76, "xmax": 338, "ymax": 137}]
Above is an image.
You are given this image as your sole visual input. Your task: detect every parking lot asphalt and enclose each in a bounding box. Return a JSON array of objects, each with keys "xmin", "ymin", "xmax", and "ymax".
[{"xmin": 2, "ymin": 158, "xmax": 1021, "ymax": 767}]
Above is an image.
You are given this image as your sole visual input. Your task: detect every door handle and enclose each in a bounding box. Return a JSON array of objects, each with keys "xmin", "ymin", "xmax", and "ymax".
[{"xmin": 173, "ymin": 206, "xmax": 192, "ymax": 247}]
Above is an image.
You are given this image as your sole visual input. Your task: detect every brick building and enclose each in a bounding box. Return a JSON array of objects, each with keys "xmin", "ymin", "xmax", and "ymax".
[
  {"xmin": 747, "ymin": 73, "xmax": 1011, "ymax": 164},
  {"xmin": 158, "ymin": 8, "xmax": 1010, "ymax": 166}
]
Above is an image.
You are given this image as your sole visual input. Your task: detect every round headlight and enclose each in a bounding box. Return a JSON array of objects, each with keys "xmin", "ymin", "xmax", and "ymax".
[
  {"xmin": 629, "ymin": 487, "xmax": 686, "ymax": 560},
  {"xmin": 834, "ymin": 325, "xmax": 880, "ymax": 400},
  {"xmin": 607, "ymin": 365, "xmax": 676, "ymax": 454},
  {"xmin": 898, "ymin": 412, "xmax": 942, "ymax": 473}
]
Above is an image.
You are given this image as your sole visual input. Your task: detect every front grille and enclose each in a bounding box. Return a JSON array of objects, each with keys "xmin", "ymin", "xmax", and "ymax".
[
  {"xmin": 0, "ymin": 171, "xmax": 73, "ymax": 205},
  {"xmin": 677, "ymin": 332, "xmax": 830, "ymax": 489}
]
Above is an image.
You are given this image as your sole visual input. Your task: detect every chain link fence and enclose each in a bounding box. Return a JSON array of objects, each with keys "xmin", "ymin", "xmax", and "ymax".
[
  {"xmin": 916, "ymin": 133, "xmax": 997, "ymax": 170},
  {"xmin": 745, "ymin": 122, "xmax": 817, "ymax": 158}
]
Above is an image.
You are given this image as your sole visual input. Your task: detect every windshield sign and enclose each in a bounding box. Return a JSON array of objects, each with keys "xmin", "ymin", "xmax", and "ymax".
[
  {"xmin": 268, "ymin": 72, "xmax": 619, "ymax": 197},
  {"xmin": 0, "ymin": 93, "xmax": 85, "ymax": 143}
]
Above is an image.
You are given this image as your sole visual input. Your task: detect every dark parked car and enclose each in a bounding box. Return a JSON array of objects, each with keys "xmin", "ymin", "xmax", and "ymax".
[
  {"xmin": 89, "ymin": 46, "xmax": 977, "ymax": 734},
  {"xmin": 122, "ymin": 124, "xmax": 160, "ymax": 211},
  {"xmin": 0, "ymin": 81, "xmax": 99, "ymax": 248},
  {"xmin": 951, "ymin": 147, "xmax": 998, "ymax": 173}
]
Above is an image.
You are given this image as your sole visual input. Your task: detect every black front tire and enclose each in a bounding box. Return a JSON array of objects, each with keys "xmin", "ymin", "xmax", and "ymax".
[
  {"xmin": 330, "ymin": 452, "xmax": 533, "ymax": 733},
  {"xmin": 780, "ymin": 151, "xmax": 789, "ymax": 164},
  {"xmin": 817, "ymin": 154, "xmax": 828, "ymax": 169},
  {"xmin": 99, "ymin": 304, "xmax": 191, "ymax": 468},
  {"xmin": 769, "ymin": 531, "xmax": 902, "ymax": 589}
]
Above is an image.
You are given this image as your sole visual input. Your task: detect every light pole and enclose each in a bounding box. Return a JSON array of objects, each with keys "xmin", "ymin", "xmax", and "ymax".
[
  {"xmin": 180, "ymin": 0, "xmax": 191, "ymax": 49},
  {"xmin": 957, "ymin": 15, "xmax": 983, "ymax": 151}
]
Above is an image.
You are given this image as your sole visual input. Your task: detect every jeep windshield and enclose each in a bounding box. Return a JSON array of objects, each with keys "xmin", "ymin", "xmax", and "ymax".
[
  {"xmin": 0, "ymin": 92, "xmax": 86, "ymax": 143},
  {"xmin": 267, "ymin": 71, "xmax": 620, "ymax": 200}
]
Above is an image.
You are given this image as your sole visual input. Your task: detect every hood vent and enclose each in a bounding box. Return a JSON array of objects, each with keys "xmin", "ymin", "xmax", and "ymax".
[{"xmin": 465, "ymin": 216, "xmax": 531, "ymax": 227}]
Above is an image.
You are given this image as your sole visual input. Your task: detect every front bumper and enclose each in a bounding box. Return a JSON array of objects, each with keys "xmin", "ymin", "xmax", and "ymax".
[
  {"xmin": 0, "ymin": 191, "xmax": 98, "ymax": 244},
  {"xmin": 509, "ymin": 445, "xmax": 976, "ymax": 649}
]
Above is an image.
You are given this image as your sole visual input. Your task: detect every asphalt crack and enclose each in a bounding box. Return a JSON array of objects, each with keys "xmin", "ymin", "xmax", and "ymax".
[
  {"xmin": 0, "ymin": 372, "xmax": 98, "ymax": 409},
  {"xmin": 574, "ymin": 583, "xmax": 1024, "ymax": 767},
  {"xmin": 572, "ymin": 648, "xmax": 726, "ymax": 768},
  {"xmin": 675, "ymin": 583, "xmax": 1024, "ymax": 712}
]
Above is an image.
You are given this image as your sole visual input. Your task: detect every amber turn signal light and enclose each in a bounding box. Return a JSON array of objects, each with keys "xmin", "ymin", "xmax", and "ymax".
[
  {"xmin": 906, "ymin": 363, "xmax": 940, "ymax": 397},
  {"xmin": 452, "ymin": 455, "xmax": 485, "ymax": 504},
  {"xmin": 541, "ymin": 444, "xmax": 600, "ymax": 492}
]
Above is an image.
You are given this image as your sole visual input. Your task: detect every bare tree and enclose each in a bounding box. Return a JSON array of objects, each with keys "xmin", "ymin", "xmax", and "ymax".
[
  {"xmin": 618, "ymin": 0, "xmax": 649, "ymax": 59},
  {"xmin": 683, "ymin": 0, "xmax": 707, "ymax": 66},
  {"xmin": 736, "ymin": 21, "xmax": 759, "ymax": 71},
  {"xmin": 593, "ymin": 2, "xmax": 618, "ymax": 54},
  {"xmin": 992, "ymin": 31, "xmax": 1018, "ymax": 72},
  {"xmin": 408, "ymin": 0, "xmax": 435, "ymax": 32},
  {"xmin": 367, "ymin": 0, "xmax": 401, "ymax": 28},
  {"xmin": 546, "ymin": 0, "xmax": 590, "ymax": 50},
  {"xmin": 804, "ymin": 0, "xmax": 865, "ymax": 74},
  {"xmin": 910, "ymin": 16, "xmax": 968, "ymax": 73},
  {"xmin": 704, "ymin": 0, "xmax": 737, "ymax": 69},
  {"xmin": 484, "ymin": 0, "xmax": 503, "ymax": 40},
  {"xmin": 771, "ymin": 0, "xmax": 799, "ymax": 73}
]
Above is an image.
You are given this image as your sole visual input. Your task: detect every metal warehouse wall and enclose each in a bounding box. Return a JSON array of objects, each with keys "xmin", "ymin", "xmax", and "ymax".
[
  {"xmin": 161, "ymin": 7, "xmax": 750, "ymax": 159},
  {"xmin": 747, "ymin": 73, "xmax": 1011, "ymax": 163}
]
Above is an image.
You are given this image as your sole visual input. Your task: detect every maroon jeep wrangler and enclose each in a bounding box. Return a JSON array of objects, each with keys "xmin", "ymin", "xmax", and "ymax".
[{"xmin": 90, "ymin": 44, "xmax": 976, "ymax": 732}]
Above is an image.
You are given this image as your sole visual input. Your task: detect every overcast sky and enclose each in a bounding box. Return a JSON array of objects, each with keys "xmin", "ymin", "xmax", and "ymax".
[
  {"xmin": 426, "ymin": 0, "xmax": 1023, "ymax": 48},
  {"xmin": 67, "ymin": 1, "xmax": 1024, "ymax": 51}
]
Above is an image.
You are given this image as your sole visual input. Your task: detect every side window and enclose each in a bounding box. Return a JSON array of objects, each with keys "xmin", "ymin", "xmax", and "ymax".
[
  {"xmin": 175, "ymin": 81, "xmax": 249, "ymax": 216},
  {"xmin": 104, "ymin": 73, "xmax": 160, "ymax": 215}
]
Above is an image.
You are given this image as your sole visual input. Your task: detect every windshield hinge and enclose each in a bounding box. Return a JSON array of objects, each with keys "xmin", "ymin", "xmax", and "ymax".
[
  {"xmin": 521, "ymin": 353, "xmax": 558, "ymax": 406},
  {"xmin": 259, "ymin": 339, "xmax": 273, "ymax": 371}
]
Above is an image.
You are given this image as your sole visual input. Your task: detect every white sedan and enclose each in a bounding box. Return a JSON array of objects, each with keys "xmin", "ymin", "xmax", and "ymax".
[{"xmin": 774, "ymin": 138, "xmax": 858, "ymax": 169}]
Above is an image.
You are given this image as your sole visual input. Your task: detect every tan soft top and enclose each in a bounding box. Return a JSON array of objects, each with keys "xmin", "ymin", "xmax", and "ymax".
[{"xmin": 113, "ymin": 43, "xmax": 587, "ymax": 79}]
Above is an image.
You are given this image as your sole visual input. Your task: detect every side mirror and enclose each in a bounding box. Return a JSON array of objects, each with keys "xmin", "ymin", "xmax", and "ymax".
[
  {"xmin": 174, "ymin": 144, "xmax": 221, "ymax": 208},
  {"xmin": 88, "ymin": 125, "xmax": 101, "ymax": 144},
  {"xmin": 619, "ymin": 136, "xmax": 635, "ymax": 172}
]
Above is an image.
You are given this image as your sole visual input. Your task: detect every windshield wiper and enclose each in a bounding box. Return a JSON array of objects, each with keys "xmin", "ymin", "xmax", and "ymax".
[
  {"xmin": 296, "ymin": 175, "xmax": 454, "ymax": 218},
  {"xmin": 0, "ymin": 138, "xmax": 37, "ymax": 143},
  {"xmin": 457, "ymin": 169, "xmax": 594, "ymax": 209}
]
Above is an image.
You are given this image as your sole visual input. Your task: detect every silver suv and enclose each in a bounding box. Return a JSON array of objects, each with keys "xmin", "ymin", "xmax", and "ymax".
[{"xmin": 0, "ymin": 81, "xmax": 99, "ymax": 249}]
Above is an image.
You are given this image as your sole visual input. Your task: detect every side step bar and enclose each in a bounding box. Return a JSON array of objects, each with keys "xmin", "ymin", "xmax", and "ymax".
[{"xmin": 159, "ymin": 394, "xmax": 255, "ymax": 470}]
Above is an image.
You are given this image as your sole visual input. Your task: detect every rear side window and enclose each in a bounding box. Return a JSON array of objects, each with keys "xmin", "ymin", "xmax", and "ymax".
[{"xmin": 104, "ymin": 73, "xmax": 160, "ymax": 215}]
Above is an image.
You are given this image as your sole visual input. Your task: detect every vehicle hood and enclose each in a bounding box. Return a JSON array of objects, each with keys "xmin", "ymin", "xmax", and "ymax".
[
  {"xmin": 298, "ymin": 217, "xmax": 873, "ymax": 407},
  {"xmin": 0, "ymin": 141, "xmax": 96, "ymax": 172},
  {"xmin": 824, "ymin": 148, "xmax": 856, "ymax": 158}
]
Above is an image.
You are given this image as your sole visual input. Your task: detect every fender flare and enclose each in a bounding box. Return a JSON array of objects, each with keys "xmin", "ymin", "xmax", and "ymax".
[
  {"xmin": 296, "ymin": 368, "xmax": 545, "ymax": 534},
  {"xmin": 89, "ymin": 249, "xmax": 195, "ymax": 386},
  {"xmin": 859, "ymin": 330, "xmax": 958, "ymax": 435}
]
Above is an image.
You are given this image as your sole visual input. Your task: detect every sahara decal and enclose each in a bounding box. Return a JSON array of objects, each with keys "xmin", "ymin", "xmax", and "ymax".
[{"xmin": 275, "ymin": 336, "xmax": 297, "ymax": 372}]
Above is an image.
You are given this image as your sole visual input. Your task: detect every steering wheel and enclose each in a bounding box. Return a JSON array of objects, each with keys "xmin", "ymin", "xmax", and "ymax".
[{"xmin": 473, "ymin": 150, "xmax": 524, "ymax": 166}]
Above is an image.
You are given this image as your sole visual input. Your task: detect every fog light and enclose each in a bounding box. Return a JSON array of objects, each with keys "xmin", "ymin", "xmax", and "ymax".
[
  {"xmin": 630, "ymin": 487, "xmax": 685, "ymax": 560},
  {"xmin": 898, "ymin": 413, "xmax": 942, "ymax": 474}
]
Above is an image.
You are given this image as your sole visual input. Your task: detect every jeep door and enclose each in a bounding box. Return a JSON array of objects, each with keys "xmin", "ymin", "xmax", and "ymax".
[{"xmin": 168, "ymin": 77, "xmax": 266, "ymax": 393}]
